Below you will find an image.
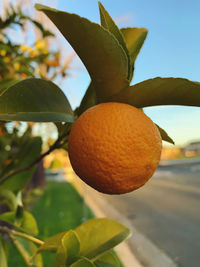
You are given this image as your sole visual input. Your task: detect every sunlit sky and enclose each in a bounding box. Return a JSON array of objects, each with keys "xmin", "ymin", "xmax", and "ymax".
[{"xmin": 1, "ymin": 0, "xmax": 200, "ymax": 147}]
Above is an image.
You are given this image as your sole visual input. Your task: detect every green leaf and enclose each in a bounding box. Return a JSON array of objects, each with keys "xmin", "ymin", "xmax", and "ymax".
[
  {"xmin": 0, "ymin": 239, "xmax": 7, "ymax": 267},
  {"xmin": 0, "ymin": 78, "xmax": 74, "ymax": 122},
  {"xmin": 95, "ymin": 261, "xmax": 117, "ymax": 267},
  {"xmin": 156, "ymin": 124, "xmax": 175, "ymax": 144},
  {"xmin": 0, "ymin": 79, "xmax": 19, "ymax": 96},
  {"xmin": 37, "ymin": 232, "xmax": 66, "ymax": 253},
  {"xmin": 121, "ymin": 27, "xmax": 148, "ymax": 67},
  {"xmin": 110, "ymin": 77, "xmax": 200, "ymax": 108},
  {"xmin": 0, "ymin": 211, "xmax": 15, "ymax": 225},
  {"xmin": 53, "ymin": 230, "xmax": 80, "ymax": 267},
  {"xmin": 95, "ymin": 251, "xmax": 121, "ymax": 267},
  {"xmin": 74, "ymin": 218, "xmax": 130, "ymax": 260},
  {"xmin": 98, "ymin": 2, "xmax": 131, "ymax": 80},
  {"xmin": 35, "ymin": 4, "xmax": 129, "ymax": 102},
  {"xmin": 70, "ymin": 257, "xmax": 95, "ymax": 267},
  {"xmin": 75, "ymin": 82, "xmax": 96, "ymax": 116},
  {"xmin": 14, "ymin": 236, "xmax": 43, "ymax": 267},
  {"xmin": 21, "ymin": 211, "xmax": 39, "ymax": 236},
  {"xmin": 0, "ymin": 210, "xmax": 38, "ymax": 235},
  {"xmin": 0, "ymin": 189, "xmax": 17, "ymax": 211},
  {"xmin": 0, "ymin": 137, "xmax": 42, "ymax": 192}
]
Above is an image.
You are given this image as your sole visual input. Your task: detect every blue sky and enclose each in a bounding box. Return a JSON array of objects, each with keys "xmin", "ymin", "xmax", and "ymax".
[{"xmin": 54, "ymin": 0, "xmax": 200, "ymax": 147}]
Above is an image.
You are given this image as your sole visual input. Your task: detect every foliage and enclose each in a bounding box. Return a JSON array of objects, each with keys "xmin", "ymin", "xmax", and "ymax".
[
  {"xmin": 0, "ymin": 2, "xmax": 200, "ymax": 267},
  {"xmin": 0, "ymin": 4, "xmax": 68, "ymax": 83}
]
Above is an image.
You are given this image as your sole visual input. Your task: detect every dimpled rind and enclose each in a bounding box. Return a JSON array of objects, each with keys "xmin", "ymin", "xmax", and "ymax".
[{"xmin": 68, "ymin": 102, "xmax": 162, "ymax": 194}]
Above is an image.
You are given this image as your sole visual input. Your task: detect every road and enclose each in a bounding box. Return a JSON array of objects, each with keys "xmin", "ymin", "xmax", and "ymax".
[{"xmin": 102, "ymin": 161, "xmax": 200, "ymax": 267}]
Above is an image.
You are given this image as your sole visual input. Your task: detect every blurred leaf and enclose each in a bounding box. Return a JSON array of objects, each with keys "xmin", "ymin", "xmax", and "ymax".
[
  {"xmin": 37, "ymin": 232, "xmax": 66, "ymax": 253},
  {"xmin": 31, "ymin": 19, "xmax": 55, "ymax": 38},
  {"xmin": 0, "ymin": 189, "xmax": 17, "ymax": 211},
  {"xmin": 75, "ymin": 218, "xmax": 130, "ymax": 260},
  {"xmin": 0, "ymin": 78, "xmax": 74, "ymax": 122},
  {"xmin": 14, "ymin": 236, "xmax": 43, "ymax": 267},
  {"xmin": 75, "ymin": 82, "xmax": 96, "ymax": 116},
  {"xmin": 156, "ymin": 124, "xmax": 175, "ymax": 144},
  {"xmin": 70, "ymin": 257, "xmax": 95, "ymax": 267},
  {"xmin": 21, "ymin": 211, "xmax": 39, "ymax": 236},
  {"xmin": 0, "ymin": 211, "xmax": 15, "ymax": 225},
  {"xmin": 15, "ymin": 205, "xmax": 24, "ymax": 227},
  {"xmin": 0, "ymin": 137, "xmax": 42, "ymax": 192},
  {"xmin": 95, "ymin": 251, "xmax": 121, "ymax": 267},
  {"xmin": 0, "ymin": 210, "xmax": 38, "ymax": 235},
  {"xmin": 0, "ymin": 239, "xmax": 7, "ymax": 267},
  {"xmin": 53, "ymin": 230, "xmax": 80, "ymax": 267},
  {"xmin": 98, "ymin": 2, "xmax": 131, "ymax": 80},
  {"xmin": 110, "ymin": 77, "xmax": 200, "ymax": 108},
  {"xmin": 35, "ymin": 4, "xmax": 129, "ymax": 102},
  {"xmin": 95, "ymin": 261, "xmax": 117, "ymax": 267}
]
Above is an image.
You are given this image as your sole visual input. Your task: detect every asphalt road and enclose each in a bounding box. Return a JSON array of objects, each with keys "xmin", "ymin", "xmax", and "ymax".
[{"xmin": 103, "ymin": 162, "xmax": 200, "ymax": 267}]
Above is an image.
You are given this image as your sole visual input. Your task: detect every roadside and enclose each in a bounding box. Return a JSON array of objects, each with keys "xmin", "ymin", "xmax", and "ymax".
[{"xmin": 72, "ymin": 175, "xmax": 178, "ymax": 267}]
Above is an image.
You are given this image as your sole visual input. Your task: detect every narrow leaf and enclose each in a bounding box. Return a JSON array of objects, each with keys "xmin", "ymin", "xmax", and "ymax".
[
  {"xmin": 120, "ymin": 27, "xmax": 148, "ymax": 81},
  {"xmin": 35, "ymin": 4, "xmax": 129, "ymax": 102},
  {"xmin": 121, "ymin": 27, "xmax": 148, "ymax": 65},
  {"xmin": 156, "ymin": 124, "xmax": 175, "ymax": 144},
  {"xmin": 75, "ymin": 218, "xmax": 130, "ymax": 260},
  {"xmin": 0, "ymin": 78, "xmax": 74, "ymax": 122},
  {"xmin": 98, "ymin": 2, "xmax": 131, "ymax": 80},
  {"xmin": 110, "ymin": 77, "xmax": 200, "ymax": 108}
]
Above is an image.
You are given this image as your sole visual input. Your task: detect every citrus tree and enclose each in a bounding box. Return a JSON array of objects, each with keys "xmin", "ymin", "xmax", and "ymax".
[
  {"xmin": 0, "ymin": 3, "xmax": 71, "ymax": 192},
  {"xmin": 0, "ymin": 2, "xmax": 200, "ymax": 267}
]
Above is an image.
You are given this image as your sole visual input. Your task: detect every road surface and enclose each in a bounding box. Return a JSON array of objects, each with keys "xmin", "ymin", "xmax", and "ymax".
[{"xmin": 102, "ymin": 161, "xmax": 200, "ymax": 267}]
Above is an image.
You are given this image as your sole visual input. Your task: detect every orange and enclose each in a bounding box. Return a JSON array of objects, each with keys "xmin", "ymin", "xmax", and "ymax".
[{"xmin": 68, "ymin": 102, "xmax": 162, "ymax": 194}]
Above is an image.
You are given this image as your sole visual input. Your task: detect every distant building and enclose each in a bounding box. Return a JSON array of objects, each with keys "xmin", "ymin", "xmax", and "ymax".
[
  {"xmin": 161, "ymin": 147, "xmax": 183, "ymax": 160},
  {"xmin": 183, "ymin": 141, "xmax": 200, "ymax": 157}
]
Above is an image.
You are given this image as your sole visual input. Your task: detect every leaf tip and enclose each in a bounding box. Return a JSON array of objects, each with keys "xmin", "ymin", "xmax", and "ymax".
[{"xmin": 35, "ymin": 3, "xmax": 58, "ymax": 13}]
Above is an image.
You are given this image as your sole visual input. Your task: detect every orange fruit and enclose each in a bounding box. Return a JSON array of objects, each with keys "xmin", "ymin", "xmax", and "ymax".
[{"xmin": 68, "ymin": 102, "xmax": 162, "ymax": 194}]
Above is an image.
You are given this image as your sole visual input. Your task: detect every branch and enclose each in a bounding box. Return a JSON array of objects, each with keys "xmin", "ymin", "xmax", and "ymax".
[{"xmin": 0, "ymin": 134, "xmax": 66, "ymax": 185}]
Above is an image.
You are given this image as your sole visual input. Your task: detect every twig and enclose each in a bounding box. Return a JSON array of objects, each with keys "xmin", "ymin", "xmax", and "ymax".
[
  {"xmin": 0, "ymin": 226, "xmax": 44, "ymax": 246},
  {"xmin": 12, "ymin": 230, "xmax": 44, "ymax": 246}
]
